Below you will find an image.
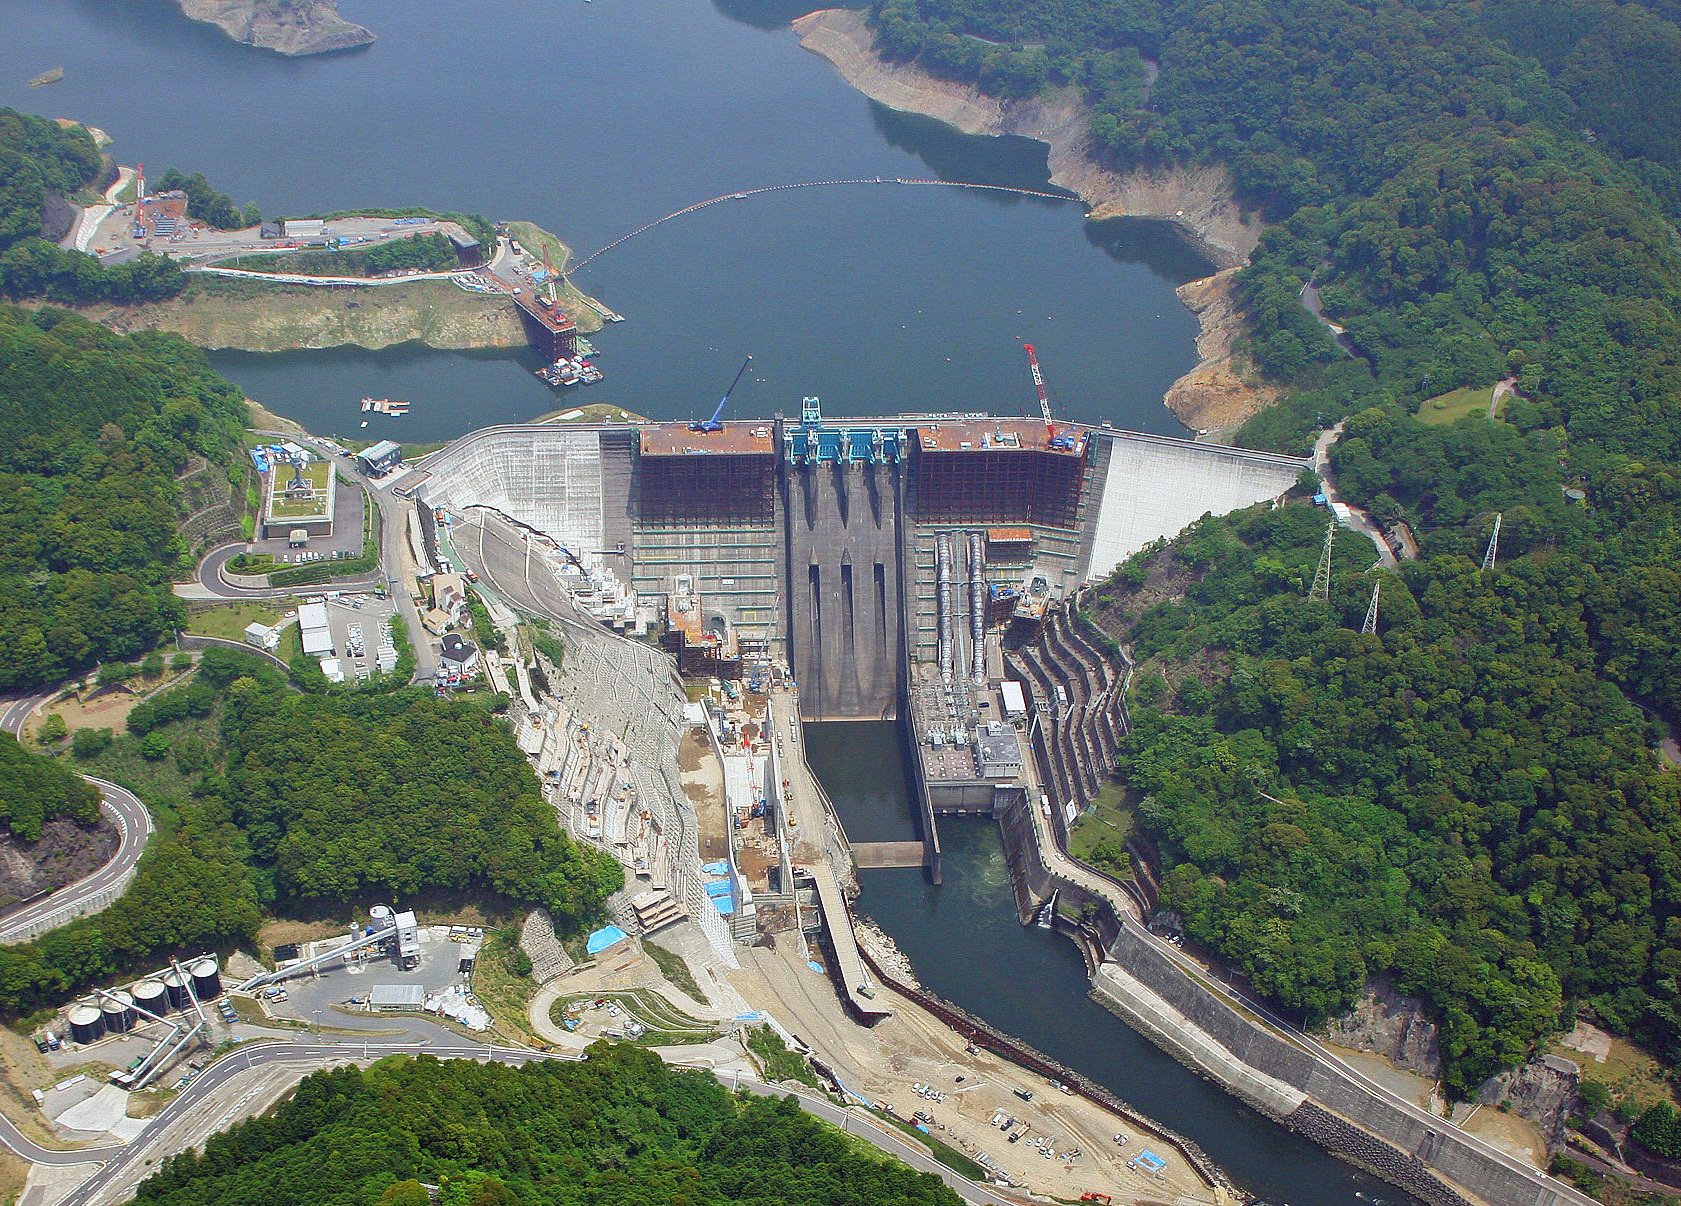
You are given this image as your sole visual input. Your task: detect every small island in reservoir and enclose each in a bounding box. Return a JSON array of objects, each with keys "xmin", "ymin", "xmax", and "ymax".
[{"xmin": 174, "ymin": 0, "xmax": 374, "ymax": 56}]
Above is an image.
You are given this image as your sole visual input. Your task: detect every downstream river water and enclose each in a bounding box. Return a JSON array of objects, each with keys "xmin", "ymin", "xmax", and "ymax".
[{"xmin": 4, "ymin": 3, "xmax": 1410, "ymax": 1201}]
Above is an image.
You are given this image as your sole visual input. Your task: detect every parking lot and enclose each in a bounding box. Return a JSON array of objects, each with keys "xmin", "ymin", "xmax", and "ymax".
[{"xmin": 308, "ymin": 593, "xmax": 398, "ymax": 680}]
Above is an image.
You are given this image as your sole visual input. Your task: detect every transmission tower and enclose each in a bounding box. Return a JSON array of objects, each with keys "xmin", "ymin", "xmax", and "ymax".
[
  {"xmin": 1481, "ymin": 512, "xmax": 1502, "ymax": 572},
  {"xmin": 1309, "ymin": 522, "xmax": 1335, "ymax": 603},
  {"xmin": 1361, "ymin": 581, "xmax": 1381, "ymax": 634}
]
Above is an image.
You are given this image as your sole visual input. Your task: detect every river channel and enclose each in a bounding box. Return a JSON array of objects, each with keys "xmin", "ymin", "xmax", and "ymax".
[
  {"xmin": 3, "ymin": 2, "xmax": 1411, "ymax": 1200},
  {"xmin": 807, "ymin": 723, "xmax": 1419, "ymax": 1206}
]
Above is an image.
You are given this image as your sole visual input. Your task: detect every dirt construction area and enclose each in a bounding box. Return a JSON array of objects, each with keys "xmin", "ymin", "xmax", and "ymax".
[{"xmin": 729, "ymin": 937, "xmax": 1216, "ymax": 1205}]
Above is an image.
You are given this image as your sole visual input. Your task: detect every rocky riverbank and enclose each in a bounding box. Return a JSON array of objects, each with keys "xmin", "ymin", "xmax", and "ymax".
[
  {"xmin": 175, "ymin": 0, "xmax": 374, "ymax": 55},
  {"xmin": 1164, "ymin": 269, "xmax": 1281, "ymax": 437},
  {"xmin": 793, "ymin": 8, "xmax": 1269, "ymax": 435}
]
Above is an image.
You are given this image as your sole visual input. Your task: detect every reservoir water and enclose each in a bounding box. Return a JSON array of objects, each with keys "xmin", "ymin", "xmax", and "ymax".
[
  {"xmin": 1, "ymin": 3, "xmax": 1407, "ymax": 1200},
  {"xmin": 1, "ymin": 0, "xmax": 1209, "ymax": 443}
]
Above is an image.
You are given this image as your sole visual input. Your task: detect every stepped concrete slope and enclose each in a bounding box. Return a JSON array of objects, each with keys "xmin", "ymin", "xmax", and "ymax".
[{"xmin": 418, "ymin": 425, "xmax": 625, "ymax": 554}]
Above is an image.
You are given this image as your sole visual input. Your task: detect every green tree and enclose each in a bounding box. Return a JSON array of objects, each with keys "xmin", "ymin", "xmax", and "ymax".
[{"xmin": 70, "ymin": 727, "xmax": 111, "ymax": 760}]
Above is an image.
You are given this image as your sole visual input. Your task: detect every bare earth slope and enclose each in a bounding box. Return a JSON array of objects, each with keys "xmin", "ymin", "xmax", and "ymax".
[
  {"xmin": 0, "ymin": 818, "xmax": 118, "ymax": 913},
  {"xmin": 794, "ymin": 8, "xmax": 1273, "ymax": 434},
  {"xmin": 67, "ymin": 279, "xmax": 528, "ymax": 353},
  {"xmin": 175, "ymin": 0, "xmax": 374, "ymax": 55}
]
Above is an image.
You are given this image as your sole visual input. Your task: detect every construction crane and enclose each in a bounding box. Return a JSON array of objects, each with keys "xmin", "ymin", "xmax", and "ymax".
[
  {"xmin": 1022, "ymin": 344, "xmax": 1079, "ymax": 451},
  {"xmin": 691, "ymin": 355, "xmax": 753, "ymax": 433}
]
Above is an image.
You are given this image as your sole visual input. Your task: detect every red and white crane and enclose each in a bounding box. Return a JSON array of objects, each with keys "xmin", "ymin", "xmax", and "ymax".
[{"xmin": 1023, "ymin": 343, "xmax": 1079, "ymax": 450}]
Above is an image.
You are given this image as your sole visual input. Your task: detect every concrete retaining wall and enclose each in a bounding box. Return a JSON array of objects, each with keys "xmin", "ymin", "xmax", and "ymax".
[
  {"xmin": 0, "ymin": 865, "xmax": 136, "ymax": 945},
  {"xmin": 991, "ymin": 795, "xmax": 1594, "ymax": 1206}
]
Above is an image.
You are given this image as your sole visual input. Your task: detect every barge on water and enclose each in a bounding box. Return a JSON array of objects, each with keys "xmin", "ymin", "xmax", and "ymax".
[
  {"xmin": 537, "ymin": 355, "xmax": 604, "ymax": 389},
  {"xmin": 361, "ymin": 397, "xmax": 411, "ymax": 415}
]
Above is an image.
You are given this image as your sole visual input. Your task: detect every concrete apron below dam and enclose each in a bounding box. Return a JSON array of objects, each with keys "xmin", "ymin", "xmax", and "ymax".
[{"xmin": 990, "ymin": 795, "xmax": 1595, "ymax": 1206}]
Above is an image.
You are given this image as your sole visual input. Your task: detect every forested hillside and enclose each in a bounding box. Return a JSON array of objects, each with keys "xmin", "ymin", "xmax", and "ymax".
[
  {"xmin": 218, "ymin": 686, "xmax": 623, "ymax": 913},
  {"xmin": 0, "ymin": 734, "xmax": 100, "ymax": 843},
  {"xmin": 134, "ymin": 1047, "xmax": 961, "ymax": 1206},
  {"xmin": 1093, "ymin": 505, "xmax": 1681, "ymax": 1096},
  {"xmin": 0, "ymin": 649, "xmax": 622, "ymax": 1015},
  {"xmin": 0, "ymin": 109, "xmax": 185, "ymax": 302},
  {"xmin": 867, "ymin": 0, "xmax": 1681, "ymax": 1093},
  {"xmin": 0, "ymin": 306, "xmax": 248, "ymax": 692}
]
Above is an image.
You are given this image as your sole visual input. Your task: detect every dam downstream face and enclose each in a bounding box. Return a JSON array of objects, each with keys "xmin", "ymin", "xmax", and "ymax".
[
  {"xmin": 0, "ymin": 0, "xmax": 1207, "ymax": 442},
  {"xmin": 809, "ymin": 722, "xmax": 1423, "ymax": 1206}
]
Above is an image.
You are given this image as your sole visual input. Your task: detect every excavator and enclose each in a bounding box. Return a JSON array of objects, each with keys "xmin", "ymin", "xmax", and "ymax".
[{"xmin": 690, "ymin": 354, "xmax": 754, "ymax": 432}]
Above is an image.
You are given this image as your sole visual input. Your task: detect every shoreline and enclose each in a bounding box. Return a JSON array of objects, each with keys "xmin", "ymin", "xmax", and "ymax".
[
  {"xmin": 174, "ymin": 0, "xmax": 375, "ymax": 56},
  {"xmin": 792, "ymin": 8, "xmax": 1274, "ymax": 436},
  {"xmin": 55, "ymin": 277, "xmax": 531, "ymax": 354}
]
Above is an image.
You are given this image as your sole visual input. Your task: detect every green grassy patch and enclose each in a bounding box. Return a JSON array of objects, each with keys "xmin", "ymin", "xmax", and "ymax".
[
  {"xmin": 1067, "ymin": 779, "xmax": 1133, "ymax": 880},
  {"xmin": 534, "ymin": 402, "xmax": 648, "ymax": 424},
  {"xmin": 1418, "ymin": 384, "xmax": 1497, "ymax": 426},
  {"xmin": 469, "ymin": 930, "xmax": 541, "ymax": 1046},
  {"xmin": 746, "ymin": 1025, "xmax": 819, "ymax": 1087},
  {"xmin": 73, "ymin": 720, "xmax": 220, "ymax": 821},
  {"xmin": 185, "ymin": 602, "xmax": 284, "ymax": 641},
  {"xmin": 643, "ymin": 940, "xmax": 704, "ymax": 1002},
  {"xmin": 266, "ymin": 461, "xmax": 334, "ymax": 520}
]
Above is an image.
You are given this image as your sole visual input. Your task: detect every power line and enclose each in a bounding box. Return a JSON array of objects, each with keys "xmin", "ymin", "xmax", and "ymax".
[
  {"xmin": 1484, "ymin": 513, "xmax": 1502, "ymax": 568},
  {"xmin": 1309, "ymin": 522, "xmax": 1335, "ymax": 603}
]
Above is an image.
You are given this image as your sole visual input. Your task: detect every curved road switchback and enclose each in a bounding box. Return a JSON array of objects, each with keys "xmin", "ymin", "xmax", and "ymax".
[{"xmin": 0, "ymin": 696, "xmax": 154, "ymax": 946}]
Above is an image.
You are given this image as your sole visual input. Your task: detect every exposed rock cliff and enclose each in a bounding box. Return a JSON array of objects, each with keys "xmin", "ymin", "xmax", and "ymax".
[
  {"xmin": 1164, "ymin": 268, "xmax": 1282, "ymax": 436},
  {"xmin": 175, "ymin": 0, "xmax": 374, "ymax": 56},
  {"xmin": 1320, "ymin": 977, "xmax": 1443, "ymax": 1079},
  {"xmin": 0, "ymin": 818, "xmax": 118, "ymax": 912}
]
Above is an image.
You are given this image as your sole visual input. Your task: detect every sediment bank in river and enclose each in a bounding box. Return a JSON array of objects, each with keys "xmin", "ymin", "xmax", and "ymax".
[{"xmin": 793, "ymin": 7, "xmax": 1271, "ymax": 435}]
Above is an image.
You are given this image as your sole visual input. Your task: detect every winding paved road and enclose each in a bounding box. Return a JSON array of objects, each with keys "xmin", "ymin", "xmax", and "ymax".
[
  {"xmin": 0, "ymin": 1032, "xmax": 1018, "ymax": 1206},
  {"xmin": 0, "ymin": 696, "xmax": 154, "ymax": 946}
]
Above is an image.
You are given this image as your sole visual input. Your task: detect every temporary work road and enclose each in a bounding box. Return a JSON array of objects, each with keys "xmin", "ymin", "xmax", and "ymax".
[
  {"xmin": 0, "ymin": 694, "xmax": 153, "ymax": 945},
  {"xmin": 0, "ymin": 1033, "xmax": 1024, "ymax": 1206}
]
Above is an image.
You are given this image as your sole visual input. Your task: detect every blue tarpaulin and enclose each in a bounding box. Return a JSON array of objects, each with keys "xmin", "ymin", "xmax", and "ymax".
[
  {"xmin": 586, "ymin": 925, "xmax": 629, "ymax": 955},
  {"xmin": 702, "ymin": 860, "xmax": 730, "ymax": 875},
  {"xmin": 712, "ymin": 896, "xmax": 735, "ymax": 916},
  {"xmin": 704, "ymin": 879, "xmax": 733, "ymax": 899}
]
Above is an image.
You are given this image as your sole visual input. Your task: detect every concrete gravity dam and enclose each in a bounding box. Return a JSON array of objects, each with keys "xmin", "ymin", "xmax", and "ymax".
[{"xmin": 407, "ymin": 399, "xmax": 1306, "ymax": 721}]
